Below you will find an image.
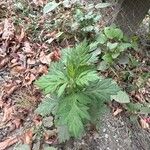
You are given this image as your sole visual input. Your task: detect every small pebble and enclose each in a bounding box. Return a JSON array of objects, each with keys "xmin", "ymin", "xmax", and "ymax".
[
  {"xmin": 94, "ymin": 133, "xmax": 99, "ymax": 139},
  {"xmin": 121, "ymin": 122, "xmax": 124, "ymax": 126},
  {"xmin": 103, "ymin": 128, "xmax": 106, "ymax": 133},
  {"xmin": 105, "ymin": 134, "xmax": 109, "ymax": 139}
]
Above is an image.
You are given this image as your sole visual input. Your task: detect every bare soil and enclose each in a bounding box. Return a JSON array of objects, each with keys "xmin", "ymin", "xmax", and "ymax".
[{"xmin": 62, "ymin": 112, "xmax": 150, "ymax": 150}]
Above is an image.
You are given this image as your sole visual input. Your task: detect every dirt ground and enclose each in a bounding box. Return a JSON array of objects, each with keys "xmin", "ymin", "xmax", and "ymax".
[{"xmin": 60, "ymin": 111, "xmax": 150, "ymax": 150}]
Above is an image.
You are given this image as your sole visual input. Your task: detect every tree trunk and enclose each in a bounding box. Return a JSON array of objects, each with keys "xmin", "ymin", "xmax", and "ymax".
[{"xmin": 114, "ymin": 0, "xmax": 150, "ymax": 36}]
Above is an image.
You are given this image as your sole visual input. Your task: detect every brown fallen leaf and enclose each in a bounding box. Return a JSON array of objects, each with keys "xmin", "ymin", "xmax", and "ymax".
[
  {"xmin": 7, "ymin": 122, "xmax": 16, "ymax": 132},
  {"xmin": 7, "ymin": 85, "xmax": 18, "ymax": 96},
  {"xmin": 23, "ymin": 41, "xmax": 34, "ymax": 55},
  {"xmin": 45, "ymin": 31, "xmax": 57, "ymax": 38},
  {"xmin": 15, "ymin": 79, "xmax": 22, "ymax": 85},
  {"xmin": 44, "ymin": 129, "xmax": 57, "ymax": 141},
  {"xmin": 38, "ymin": 64, "xmax": 48, "ymax": 74},
  {"xmin": 0, "ymin": 136, "xmax": 18, "ymax": 150},
  {"xmin": 0, "ymin": 40, "xmax": 9, "ymax": 54},
  {"xmin": 10, "ymin": 65, "xmax": 26, "ymax": 75},
  {"xmin": 0, "ymin": 22, "xmax": 3, "ymax": 34},
  {"xmin": 2, "ymin": 19, "xmax": 14, "ymax": 40},
  {"xmin": 2, "ymin": 82, "xmax": 19, "ymax": 98},
  {"xmin": 2, "ymin": 105, "xmax": 14, "ymax": 122},
  {"xmin": 12, "ymin": 118, "xmax": 21, "ymax": 128},
  {"xmin": 33, "ymin": 115, "xmax": 42, "ymax": 126},
  {"xmin": 50, "ymin": 47, "xmax": 61, "ymax": 62},
  {"xmin": 134, "ymin": 93, "xmax": 145, "ymax": 102},
  {"xmin": 11, "ymin": 58, "xmax": 18, "ymax": 64},
  {"xmin": 139, "ymin": 118, "xmax": 149, "ymax": 129},
  {"xmin": 23, "ymin": 72, "xmax": 36, "ymax": 85},
  {"xmin": 24, "ymin": 130, "xmax": 33, "ymax": 145},
  {"xmin": 145, "ymin": 117, "xmax": 150, "ymax": 123},
  {"xmin": 27, "ymin": 58, "xmax": 36, "ymax": 65},
  {"xmin": 17, "ymin": 27, "xmax": 25, "ymax": 42},
  {"xmin": 30, "ymin": 68, "xmax": 39, "ymax": 75},
  {"xmin": 39, "ymin": 51, "xmax": 52, "ymax": 65},
  {"xmin": 0, "ymin": 57, "xmax": 9, "ymax": 69},
  {"xmin": 0, "ymin": 98, "xmax": 3, "ymax": 108},
  {"xmin": 113, "ymin": 108, "xmax": 123, "ymax": 116}
]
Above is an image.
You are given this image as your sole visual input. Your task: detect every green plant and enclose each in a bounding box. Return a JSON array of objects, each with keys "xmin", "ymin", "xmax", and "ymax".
[
  {"xmin": 72, "ymin": 7, "xmax": 101, "ymax": 35},
  {"xmin": 13, "ymin": 144, "xmax": 30, "ymax": 150},
  {"xmin": 90, "ymin": 26, "xmax": 133, "ymax": 71},
  {"xmin": 35, "ymin": 41, "xmax": 129, "ymax": 142},
  {"xmin": 41, "ymin": 1, "xmax": 112, "ymax": 42},
  {"xmin": 102, "ymin": 27, "xmax": 132, "ymax": 62},
  {"xmin": 13, "ymin": 0, "xmax": 43, "ymax": 42},
  {"xmin": 126, "ymin": 102, "xmax": 150, "ymax": 115},
  {"xmin": 13, "ymin": 1, "xmax": 112, "ymax": 43}
]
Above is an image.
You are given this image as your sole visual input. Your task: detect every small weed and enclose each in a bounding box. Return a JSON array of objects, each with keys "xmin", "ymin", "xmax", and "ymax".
[
  {"xmin": 12, "ymin": 87, "xmax": 38, "ymax": 110},
  {"xmin": 91, "ymin": 26, "xmax": 134, "ymax": 71}
]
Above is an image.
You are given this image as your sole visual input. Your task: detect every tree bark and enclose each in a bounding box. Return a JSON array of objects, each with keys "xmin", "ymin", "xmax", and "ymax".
[{"xmin": 114, "ymin": 0, "xmax": 150, "ymax": 36}]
